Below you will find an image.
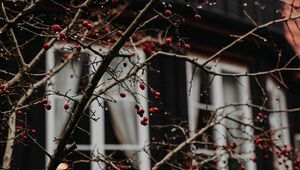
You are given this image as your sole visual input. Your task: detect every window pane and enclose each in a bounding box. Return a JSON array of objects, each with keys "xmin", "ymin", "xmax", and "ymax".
[
  {"xmin": 192, "ymin": 67, "xmax": 212, "ymax": 104},
  {"xmin": 51, "ymin": 50, "xmax": 90, "ymax": 140},
  {"xmin": 193, "ymin": 109, "xmax": 214, "ymax": 149},
  {"xmin": 73, "ymin": 105, "xmax": 91, "ymax": 145},
  {"xmin": 223, "ymin": 76, "xmax": 244, "ymax": 152},
  {"xmin": 102, "ymin": 56, "xmax": 140, "ymax": 95},
  {"xmin": 223, "ymin": 76, "xmax": 241, "ymax": 104},
  {"xmin": 55, "ymin": 98, "xmax": 90, "ymax": 144},
  {"xmin": 53, "ymin": 98, "xmax": 70, "ymax": 139},
  {"xmin": 53, "ymin": 50, "xmax": 86, "ymax": 96},
  {"xmin": 105, "ymin": 100, "xmax": 139, "ymax": 145}
]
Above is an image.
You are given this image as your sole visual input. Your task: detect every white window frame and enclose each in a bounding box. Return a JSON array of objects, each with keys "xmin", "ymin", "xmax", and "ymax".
[
  {"xmin": 45, "ymin": 44, "xmax": 151, "ymax": 170},
  {"xmin": 294, "ymin": 134, "xmax": 300, "ymax": 153},
  {"xmin": 186, "ymin": 55, "xmax": 256, "ymax": 170},
  {"xmin": 266, "ymin": 78, "xmax": 292, "ymax": 170}
]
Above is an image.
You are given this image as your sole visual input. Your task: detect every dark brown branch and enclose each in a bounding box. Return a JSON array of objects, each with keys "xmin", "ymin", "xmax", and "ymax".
[{"xmin": 46, "ymin": 0, "xmax": 159, "ymax": 169}]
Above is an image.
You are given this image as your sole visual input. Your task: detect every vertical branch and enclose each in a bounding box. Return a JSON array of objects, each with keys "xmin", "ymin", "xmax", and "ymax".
[
  {"xmin": 1, "ymin": 2, "xmax": 27, "ymax": 70},
  {"xmin": 9, "ymin": 29, "xmax": 28, "ymax": 71},
  {"xmin": 2, "ymin": 97, "xmax": 15, "ymax": 170},
  {"xmin": 46, "ymin": 0, "xmax": 159, "ymax": 169},
  {"xmin": 1, "ymin": 3, "xmax": 26, "ymax": 169}
]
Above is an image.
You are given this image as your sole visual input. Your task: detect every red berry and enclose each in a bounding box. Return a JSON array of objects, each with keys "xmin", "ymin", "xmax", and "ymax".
[
  {"xmin": 117, "ymin": 30, "xmax": 123, "ymax": 36},
  {"xmin": 75, "ymin": 45, "xmax": 82, "ymax": 51},
  {"xmin": 82, "ymin": 20, "xmax": 89, "ymax": 26},
  {"xmin": 155, "ymin": 92, "xmax": 161, "ymax": 99},
  {"xmin": 230, "ymin": 142, "xmax": 237, "ymax": 149},
  {"xmin": 52, "ymin": 24, "xmax": 61, "ymax": 32},
  {"xmin": 153, "ymin": 107, "xmax": 159, "ymax": 112},
  {"xmin": 137, "ymin": 109, "xmax": 145, "ymax": 117},
  {"xmin": 165, "ymin": 38, "xmax": 172, "ymax": 44},
  {"xmin": 149, "ymin": 108, "xmax": 154, "ymax": 113},
  {"xmin": 143, "ymin": 116, "xmax": 149, "ymax": 121},
  {"xmin": 104, "ymin": 25, "xmax": 110, "ymax": 32},
  {"xmin": 137, "ymin": 109, "xmax": 145, "ymax": 114},
  {"xmin": 112, "ymin": 0, "xmax": 118, "ymax": 4},
  {"xmin": 64, "ymin": 103, "xmax": 70, "ymax": 110},
  {"xmin": 21, "ymin": 134, "xmax": 28, "ymax": 140},
  {"xmin": 45, "ymin": 104, "xmax": 52, "ymax": 110},
  {"xmin": 194, "ymin": 14, "xmax": 201, "ymax": 21},
  {"xmin": 140, "ymin": 117, "xmax": 148, "ymax": 126},
  {"xmin": 0, "ymin": 84, "xmax": 6, "ymax": 90},
  {"xmin": 87, "ymin": 23, "xmax": 93, "ymax": 29},
  {"xmin": 64, "ymin": 53, "xmax": 72, "ymax": 59},
  {"xmin": 43, "ymin": 43, "xmax": 50, "ymax": 50},
  {"xmin": 16, "ymin": 126, "xmax": 22, "ymax": 131},
  {"xmin": 41, "ymin": 98, "xmax": 47, "ymax": 104},
  {"xmin": 120, "ymin": 92, "xmax": 126, "ymax": 98},
  {"xmin": 184, "ymin": 43, "xmax": 190, "ymax": 49},
  {"xmin": 140, "ymin": 119, "xmax": 148, "ymax": 126},
  {"xmin": 16, "ymin": 110, "xmax": 23, "ymax": 115},
  {"xmin": 250, "ymin": 157, "xmax": 257, "ymax": 162},
  {"xmin": 164, "ymin": 9, "xmax": 172, "ymax": 16},
  {"xmin": 139, "ymin": 83, "xmax": 145, "ymax": 90},
  {"xmin": 59, "ymin": 32, "xmax": 65, "ymax": 38}
]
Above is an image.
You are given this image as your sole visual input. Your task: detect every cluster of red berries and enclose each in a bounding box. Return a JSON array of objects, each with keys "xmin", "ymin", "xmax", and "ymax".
[
  {"xmin": 52, "ymin": 24, "xmax": 67, "ymax": 39},
  {"xmin": 21, "ymin": 133, "xmax": 28, "ymax": 140},
  {"xmin": 164, "ymin": 37, "xmax": 191, "ymax": 50},
  {"xmin": 140, "ymin": 116, "xmax": 148, "ymax": 126},
  {"xmin": 163, "ymin": 9, "xmax": 201, "ymax": 22},
  {"xmin": 255, "ymin": 112, "xmax": 268, "ymax": 122},
  {"xmin": 116, "ymin": 30, "xmax": 123, "ymax": 36},
  {"xmin": 154, "ymin": 91, "xmax": 160, "ymax": 99},
  {"xmin": 294, "ymin": 159, "xmax": 300, "ymax": 170},
  {"xmin": 273, "ymin": 145, "xmax": 295, "ymax": 170},
  {"xmin": 41, "ymin": 98, "xmax": 52, "ymax": 110},
  {"xmin": 148, "ymin": 91, "xmax": 161, "ymax": 114},
  {"xmin": 149, "ymin": 107, "xmax": 159, "ymax": 113},
  {"xmin": 16, "ymin": 126, "xmax": 36, "ymax": 140},
  {"xmin": 136, "ymin": 106, "xmax": 145, "ymax": 117},
  {"xmin": 82, "ymin": 20, "xmax": 93, "ymax": 29},
  {"xmin": 255, "ymin": 137, "xmax": 278, "ymax": 160},
  {"xmin": 119, "ymin": 83, "xmax": 146, "ymax": 98},
  {"xmin": 75, "ymin": 44, "xmax": 82, "ymax": 52},
  {"xmin": 142, "ymin": 42, "xmax": 158, "ymax": 55},
  {"xmin": 42, "ymin": 98, "xmax": 70, "ymax": 110}
]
